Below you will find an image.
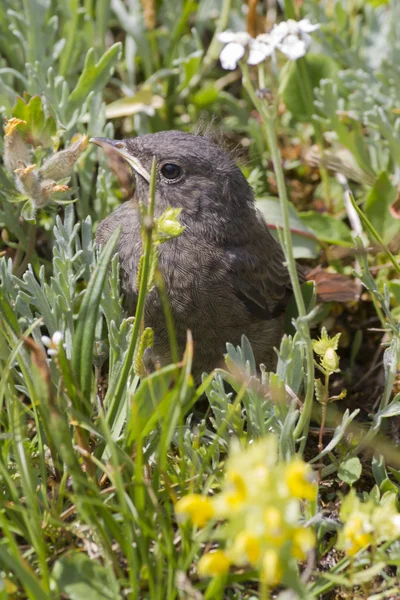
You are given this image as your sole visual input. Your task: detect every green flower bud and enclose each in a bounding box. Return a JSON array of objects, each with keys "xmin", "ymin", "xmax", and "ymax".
[
  {"xmin": 155, "ymin": 207, "xmax": 185, "ymax": 242},
  {"xmin": 322, "ymin": 347, "xmax": 339, "ymax": 372}
]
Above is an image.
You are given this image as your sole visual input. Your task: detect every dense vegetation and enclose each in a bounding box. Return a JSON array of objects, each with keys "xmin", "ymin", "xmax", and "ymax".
[{"xmin": 1, "ymin": 0, "xmax": 400, "ymax": 598}]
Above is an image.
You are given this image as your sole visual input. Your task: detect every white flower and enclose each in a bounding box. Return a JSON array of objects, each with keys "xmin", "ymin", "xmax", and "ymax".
[
  {"xmin": 248, "ymin": 37, "xmax": 276, "ymax": 64},
  {"xmin": 217, "ymin": 31, "xmax": 275, "ymax": 70},
  {"xmin": 219, "ymin": 41, "xmax": 246, "ymax": 70},
  {"xmin": 217, "ymin": 32, "xmax": 249, "ymax": 70},
  {"xmin": 278, "ymin": 34, "xmax": 308, "ymax": 60},
  {"xmin": 41, "ymin": 331, "xmax": 65, "ymax": 357},
  {"xmin": 272, "ymin": 18, "xmax": 320, "ymax": 61},
  {"xmin": 217, "ymin": 19, "xmax": 320, "ymax": 70}
]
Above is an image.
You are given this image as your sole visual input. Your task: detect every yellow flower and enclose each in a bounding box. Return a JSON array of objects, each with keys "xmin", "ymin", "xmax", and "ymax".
[
  {"xmin": 264, "ymin": 506, "xmax": 286, "ymax": 544},
  {"xmin": 230, "ymin": 531, "xmax": 261, "ymax": 565},
  {"xmin": 262, "ymin": 549, "xmax": 282, "ymax": 587},
  {"xmin": 223, "ymin": 469, "xmax": 247, "ymax": 509},
  {"xmin": 198, "ymin": 550, "xmax": 231, "ymax": 577},
  {"xmin": 342, "ymin": 514, "xmax": 373, "ymax": 556},
  {"xmin": 285, "ymin": 459, "xmax": 317, "ymax": 501},
  {"xmin": 291, "ymin": 527, "xmax": 316, "ymax": 560},
  {"xmin": 175, "ymin": 494, "xmax": 215, "ymax": 527}
]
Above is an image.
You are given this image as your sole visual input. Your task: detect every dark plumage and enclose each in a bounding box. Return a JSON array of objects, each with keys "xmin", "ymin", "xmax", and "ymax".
[{"xmin": 93, "ymin": 131, "xmax": 292, "ymax": 379}]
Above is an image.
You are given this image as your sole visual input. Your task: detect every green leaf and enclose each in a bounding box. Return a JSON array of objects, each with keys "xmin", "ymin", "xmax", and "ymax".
[
  {"xmin": 102, "ymin": 89, "xmax": 164, "ymax": 119},
  {"xmin": 338, "ymin": 456, "xmax": 362, "ymax": 485},
  {"xmin": 67, "ymin": 43, "xmax": 122, "ymax": 117},
  {"xmin": 12, "ymin": 95, "xmax": 56, "ymax": 147},
  {"xmin": 20, "ymin": 200, "xmax": 36, "ymax": 223},
  {"xmin": 52, "ymin": 552, "xmax": 121, "ymax": 600},
  {"xmin": 192, "ymin": 84, "xmax": 219, "ymax": 108},
  {"xmin": 126, "ymin": 363, "xmax": 183, "ymax": 446},
  {"xmin": 0, "ymin": 546, "xmax": 51, "ymax": 600},
  {"xmin": 257, "ymin": 197, "xmax": 319, "ymax": 259},
  {"xmin": 281, "ymin": 54, "xmax": 339, "ymax": 122},
  {"xmin": 314, "ymin": 378, "xmax": 328, "ymax": 404},
  {"xmin": 72, "ymin": 227, "xmax": 120, "ymax": 406},
  {"xmin": 299, "ymin": 211, "xmax": 353, "ymax": 246},
  {"xmin": 310, "ymin": 408, "xmax": 360, "ymax": 463},
  {"xmin": 364, "ymin": 171, "xmax": 400, "ymax": 245}
]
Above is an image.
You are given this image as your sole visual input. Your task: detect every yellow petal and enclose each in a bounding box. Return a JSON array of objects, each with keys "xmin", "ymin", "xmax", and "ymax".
[
  {"xmin": 285, "ymin": 459, "xmax": 317, "ymax": 501},
  {"xmin": 231, "ymin": 531, "xmax": 261, "ymax": 565},
  {"xmin": 262, "ymin": 549, "xmax": 282, "ymax": 587},
  {"xmin": 14, "ymin": 163, "xmax": 37, "ymax": 175},
  {"xmin": 175, "ymin": 494, "xmax": 215, "ymax": 527},
  {"xmin": 291, "ymin": 527, "xmax": 316, "ymax": 560},
  {"xmin": 51, "ymin": 184, "xmax": 69, "ymax": 193},
  {"xmin": 198, "ymin": 550, "xmax": 231, "ymax": 577},
  {"xmin": 5, "ymin": 118, "xmax": 27, "ymax": 137}
]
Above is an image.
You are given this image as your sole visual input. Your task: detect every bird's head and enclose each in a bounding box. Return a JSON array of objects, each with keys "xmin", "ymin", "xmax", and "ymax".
[{"xmin": 91, "ymin": 131, "xmax": 254, "ymax": 221}]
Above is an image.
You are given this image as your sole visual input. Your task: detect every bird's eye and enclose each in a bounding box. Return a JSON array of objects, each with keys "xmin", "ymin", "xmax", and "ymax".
[{"xmin": 161, "ymin": 163, "xmax": 182, "ymax": 180}]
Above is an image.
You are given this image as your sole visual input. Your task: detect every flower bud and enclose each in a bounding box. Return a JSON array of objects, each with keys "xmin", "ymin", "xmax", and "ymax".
[
  {"xmin": 323, "ymin": 347, "xmax": 339, "ymax": 372},
  {"xmin": 39, "ymin": 135, "xmax": 88, "ymax": 180},
  {"xmin": 156, "ymin": 207, "xmax": 185, "ymax": 242},
  {"xmin": 14, "ymin": 163, "xmax": 42, "ymax": 199}
]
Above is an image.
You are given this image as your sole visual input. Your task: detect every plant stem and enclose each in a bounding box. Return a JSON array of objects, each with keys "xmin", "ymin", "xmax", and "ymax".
[
  {"xmin": 318, "ymin": 371, "xmax": 329, "ymax": 482},
  {"xmin": 241, "ymin": 62, "xmax": 314, "ymax": 444},
  {"xmin": 107, "ymin": 159, "xmax": 157, "ymax": 423}
]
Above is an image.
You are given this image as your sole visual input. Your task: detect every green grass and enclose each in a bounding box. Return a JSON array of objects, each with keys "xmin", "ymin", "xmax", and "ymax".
[{"xmin": 1, "ymin": 0, "xmax": 400, "ymax": 598}]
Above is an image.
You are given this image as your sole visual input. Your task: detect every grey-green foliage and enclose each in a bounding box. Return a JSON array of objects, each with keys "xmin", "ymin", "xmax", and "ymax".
[
  {"xmin": 0, "ymin": 205, "xmax": 133, "ymax": 415},
  {"xmin": 311, "ymin": 3, "xmax": 400, "ymax": 178},
  {"xmin": 0, "ymin": 0, "xmax": 123, "ymax": 240}
]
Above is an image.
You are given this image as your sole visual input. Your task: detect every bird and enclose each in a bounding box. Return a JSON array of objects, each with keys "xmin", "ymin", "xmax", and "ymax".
[{"xmin": 92, "ymin": 131, "xmax": 294, "ymax": 380}]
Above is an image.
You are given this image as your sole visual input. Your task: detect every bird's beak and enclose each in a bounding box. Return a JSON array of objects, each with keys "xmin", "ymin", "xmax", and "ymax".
[{"xmin": 90, "ymin": 137, "xmax": 151, "ymax": 183}]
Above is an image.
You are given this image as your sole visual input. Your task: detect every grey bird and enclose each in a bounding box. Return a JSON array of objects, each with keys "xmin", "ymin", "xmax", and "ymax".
[{"xmin": 92, "ymin": 131, "xmax": 292, "ymax": 380}]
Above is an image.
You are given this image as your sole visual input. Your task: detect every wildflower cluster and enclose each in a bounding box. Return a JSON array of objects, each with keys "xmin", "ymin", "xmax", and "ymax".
[
  {"xmin": 337, "ymin": 489, "xmax": 400, "ymax": 557},
  {"xmin": 175, "ymin": 437, "xmax": 317, "ymax": 587},
  {"xmin": 4, "ymin": 117, "xmax": 87, "ymax": 219},
  {"xmin": 217, "ymin": 19, "xmax": 320, "ymax": 70}
]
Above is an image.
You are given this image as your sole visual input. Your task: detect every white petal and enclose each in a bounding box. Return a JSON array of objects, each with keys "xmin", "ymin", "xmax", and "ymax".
[
  {"xmin": 286, "ymin": 19, "xmax": 300, "ymax": 34},
  {"xmin": 217, "ymin": 31, "xmax": 251, "ymax": 45},
  {"xmin": 278, "ymin": 35, "xmax": 307, "ymax": 60},
  {"xmin": 52, "ymin": 331, "xmax": 64, "ymax": 345},
  {"xmin": 217, "ymin": 31, "xmax": 237, "ymax": 44},
  {"xmin": 247, "ymin": 40, "xmax": 274, "ymax": 65},
  {"xmin": 301, "ymin": 32, "xmax": 312, "ymax": 48},
  {"xmin": 298, "ymin": 18, "xmax": 320, "ymax": 33},
  {"xmin": 270, "ymin": 21, "xmax": 289, "ymax": 42},
  {"xmin": 47, "ymin": 348, "xmax": 58, "ymax": 356},
  {"xmin": 219, "ymin": 42, "xmax": 246, "ymax": 70},
  {"xmin": 41, "ymin": 336, "xmax": 51, "ymax": 347},
  {"xmin": 256, "ymin": 33, "xmax": 279, "ymax": 49}
]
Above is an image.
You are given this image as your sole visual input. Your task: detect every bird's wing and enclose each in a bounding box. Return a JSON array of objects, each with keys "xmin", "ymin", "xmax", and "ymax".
[{"xmin": 227, "ymin": 217, "xmax": 294, "ymax": 321}]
